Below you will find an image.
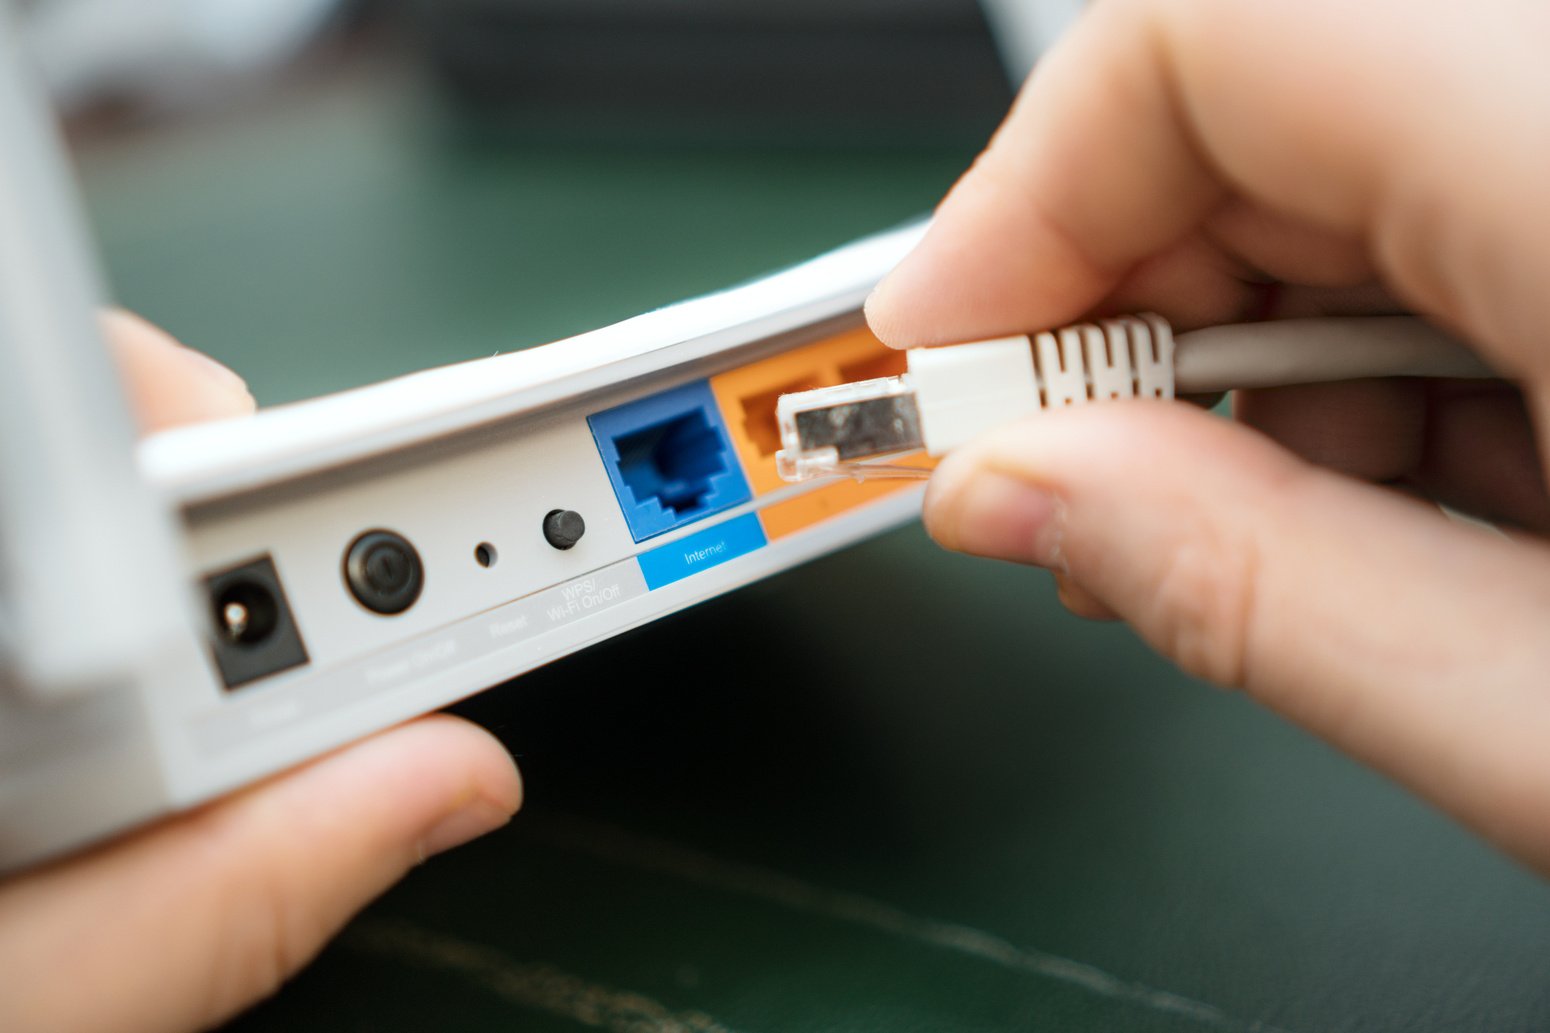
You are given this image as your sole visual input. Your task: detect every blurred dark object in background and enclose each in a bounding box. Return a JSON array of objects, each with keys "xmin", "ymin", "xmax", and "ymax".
[
  {"xmin": 21, "ymin": 0, "xmax": 349, "ymax": 112},
  {"xmin": 24, "ymin": 0, "xmax": 1030, "ymax": 147},
  {"xmin": 396, "ymin": 0, "xmax": 1017, "ymax": 144}
]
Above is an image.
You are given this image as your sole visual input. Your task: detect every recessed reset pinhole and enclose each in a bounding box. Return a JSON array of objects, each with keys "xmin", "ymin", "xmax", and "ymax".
[{"xmin": 475, "ymin": 543, "xmax": 497, "ymax": 568}]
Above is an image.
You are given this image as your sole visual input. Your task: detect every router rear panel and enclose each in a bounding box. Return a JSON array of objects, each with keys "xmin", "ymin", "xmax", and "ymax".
[
  {"xmin": 0, "ymin": 223, "xmax": 929, "ymax": 870},
  {"xmin": 169, "ymin": 316, "xmax": 927, "ymax": 805},
  {"xmin": 188, "ymin": 410, "xmax": 635, "ymax": 674},
  {"xmin": 0, "ymin": 10, "xmax": 930, "ymax": 872}
]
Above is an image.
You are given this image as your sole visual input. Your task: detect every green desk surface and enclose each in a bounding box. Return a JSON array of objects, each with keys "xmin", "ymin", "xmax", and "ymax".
[{"xmin": 78, "ymin": 58, "xmax": 1550, "ymax": 1033}]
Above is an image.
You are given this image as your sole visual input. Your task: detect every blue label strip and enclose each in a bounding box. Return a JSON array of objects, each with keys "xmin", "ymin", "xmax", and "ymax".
[{"xmin": 636, "ymin": 513, "xmax": 768, "ymax": 591}]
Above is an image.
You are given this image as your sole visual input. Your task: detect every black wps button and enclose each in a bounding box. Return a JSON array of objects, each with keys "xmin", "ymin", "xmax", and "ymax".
[
  {"xmin": 344, "ymin": 530, "xmax": 423, "ymax": 615},
  {"xmin": 542, "ymin": 509, "xmax": 586, "ymax": 550}
]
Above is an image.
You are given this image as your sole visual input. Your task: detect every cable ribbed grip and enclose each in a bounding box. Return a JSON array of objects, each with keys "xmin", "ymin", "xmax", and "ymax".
[{"xmin": 1031, "ymin": 314, "xmax": 1175, "ymax": 407}]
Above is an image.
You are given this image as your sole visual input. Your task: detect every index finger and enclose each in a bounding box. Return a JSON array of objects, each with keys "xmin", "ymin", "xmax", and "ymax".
[{"xmin": 865, "ymin": 0, "xmax": 1550, "ymax": 377}]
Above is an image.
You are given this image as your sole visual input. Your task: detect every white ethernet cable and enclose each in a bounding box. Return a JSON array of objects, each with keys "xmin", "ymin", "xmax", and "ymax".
[{"xmin": 774, "ymin": 315, "xmax": 1497, "ymax": 482}]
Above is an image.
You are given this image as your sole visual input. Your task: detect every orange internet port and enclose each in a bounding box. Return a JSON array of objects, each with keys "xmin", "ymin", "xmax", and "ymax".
[
  {"xmin": 757, "ymin": 471, "xmax": 929, "ymax": 540},
  {"xmin": 711, "ymin": 326, "xmax": 907, "ymax": 496},
  {"xmin": 711, "ymin": 325, "xmax": 932, "ymax": 540}
]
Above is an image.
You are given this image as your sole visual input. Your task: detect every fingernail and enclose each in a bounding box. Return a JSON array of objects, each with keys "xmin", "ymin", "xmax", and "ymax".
[
  {"xmin": 419, "ymin": 801, "xmax": 512, "ymax": 859},
  {"xmin": 926, "ymin": 468, "xmax": 1066, "ymax": 570},
  {"xmin": 864, "ymin": 277, "xmax": 906, "ymax": 346},
  {"xmin": 175, "ymin": 345, "xmax": 253, "ymax": 400}
]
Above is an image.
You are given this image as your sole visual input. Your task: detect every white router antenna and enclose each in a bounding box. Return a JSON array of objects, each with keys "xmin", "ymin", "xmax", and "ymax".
[
  {"xmin": 0, "ymin": 6, "xmax": 195, "ymax": 698},
  {"xmin": 976, "ymin": 0, "xmax": 1083, "ymax": 82}
]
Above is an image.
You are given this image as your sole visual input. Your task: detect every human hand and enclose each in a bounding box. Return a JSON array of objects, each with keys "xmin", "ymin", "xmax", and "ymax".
[
  {"xmin": 866, "ymin": 0, "xmax": 1550, "ymax": 872},
  {"xmin": 0, "ymin": 312, "xmax": 523, "ymax": 1033}
]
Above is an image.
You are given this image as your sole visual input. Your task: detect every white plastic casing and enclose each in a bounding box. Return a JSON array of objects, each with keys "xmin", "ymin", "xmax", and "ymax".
[
  {"xmin": 0, "ymin": 218, "xmax": 933, "ymax": 873},
  {"xmin": 909, "ymin": 315, "xmax": 1177, "ymax": 455},
  {"xmin": 907, "ymin": 337, "xmax": 1040, "ymax": 454}
]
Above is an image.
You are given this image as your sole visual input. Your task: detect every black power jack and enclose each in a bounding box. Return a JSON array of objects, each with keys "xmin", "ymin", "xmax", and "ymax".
[{"xmin": 203, "ymin": 555, "xmax": 309, "ymax": 690}]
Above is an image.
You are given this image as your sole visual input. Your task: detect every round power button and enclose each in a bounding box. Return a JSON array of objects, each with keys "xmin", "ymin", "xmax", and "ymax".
[{"xmin": 344, "ymin": 530, "xmax": 424, "ymax": 615}]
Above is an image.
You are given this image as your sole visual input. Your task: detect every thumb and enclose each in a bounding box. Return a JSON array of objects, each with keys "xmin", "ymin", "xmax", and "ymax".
[
  {"xmin": 924, "ymin": 401, "xmax": 1550, "ymax": 871},
  {"xmin": 0, "ymin": 715, "xmax": 521, "ymax": 1033}
]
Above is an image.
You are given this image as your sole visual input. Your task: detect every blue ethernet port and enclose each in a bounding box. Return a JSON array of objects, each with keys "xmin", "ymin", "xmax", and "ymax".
[{"xmin": 588, "ymin": 379, "xmax": 752, "ymax": 543}]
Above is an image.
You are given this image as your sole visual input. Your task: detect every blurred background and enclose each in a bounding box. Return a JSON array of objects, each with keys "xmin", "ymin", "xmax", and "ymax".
[
  {"xmin": 24, "ymin": 0, "xmax": 1081, "ymax": 403},
  {"xmin": 16, "ymin": 2, "xmax": 1550, "ymax": 1030}
]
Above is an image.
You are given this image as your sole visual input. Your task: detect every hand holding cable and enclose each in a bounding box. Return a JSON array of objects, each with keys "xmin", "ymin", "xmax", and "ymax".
[
  {"xmin": 776, "ymin": 315, "xmax": 1495, "ymax": 479},
  {"xmin": 860, "ymin": 0, "xmax": 1550, "ymax": 874}
]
